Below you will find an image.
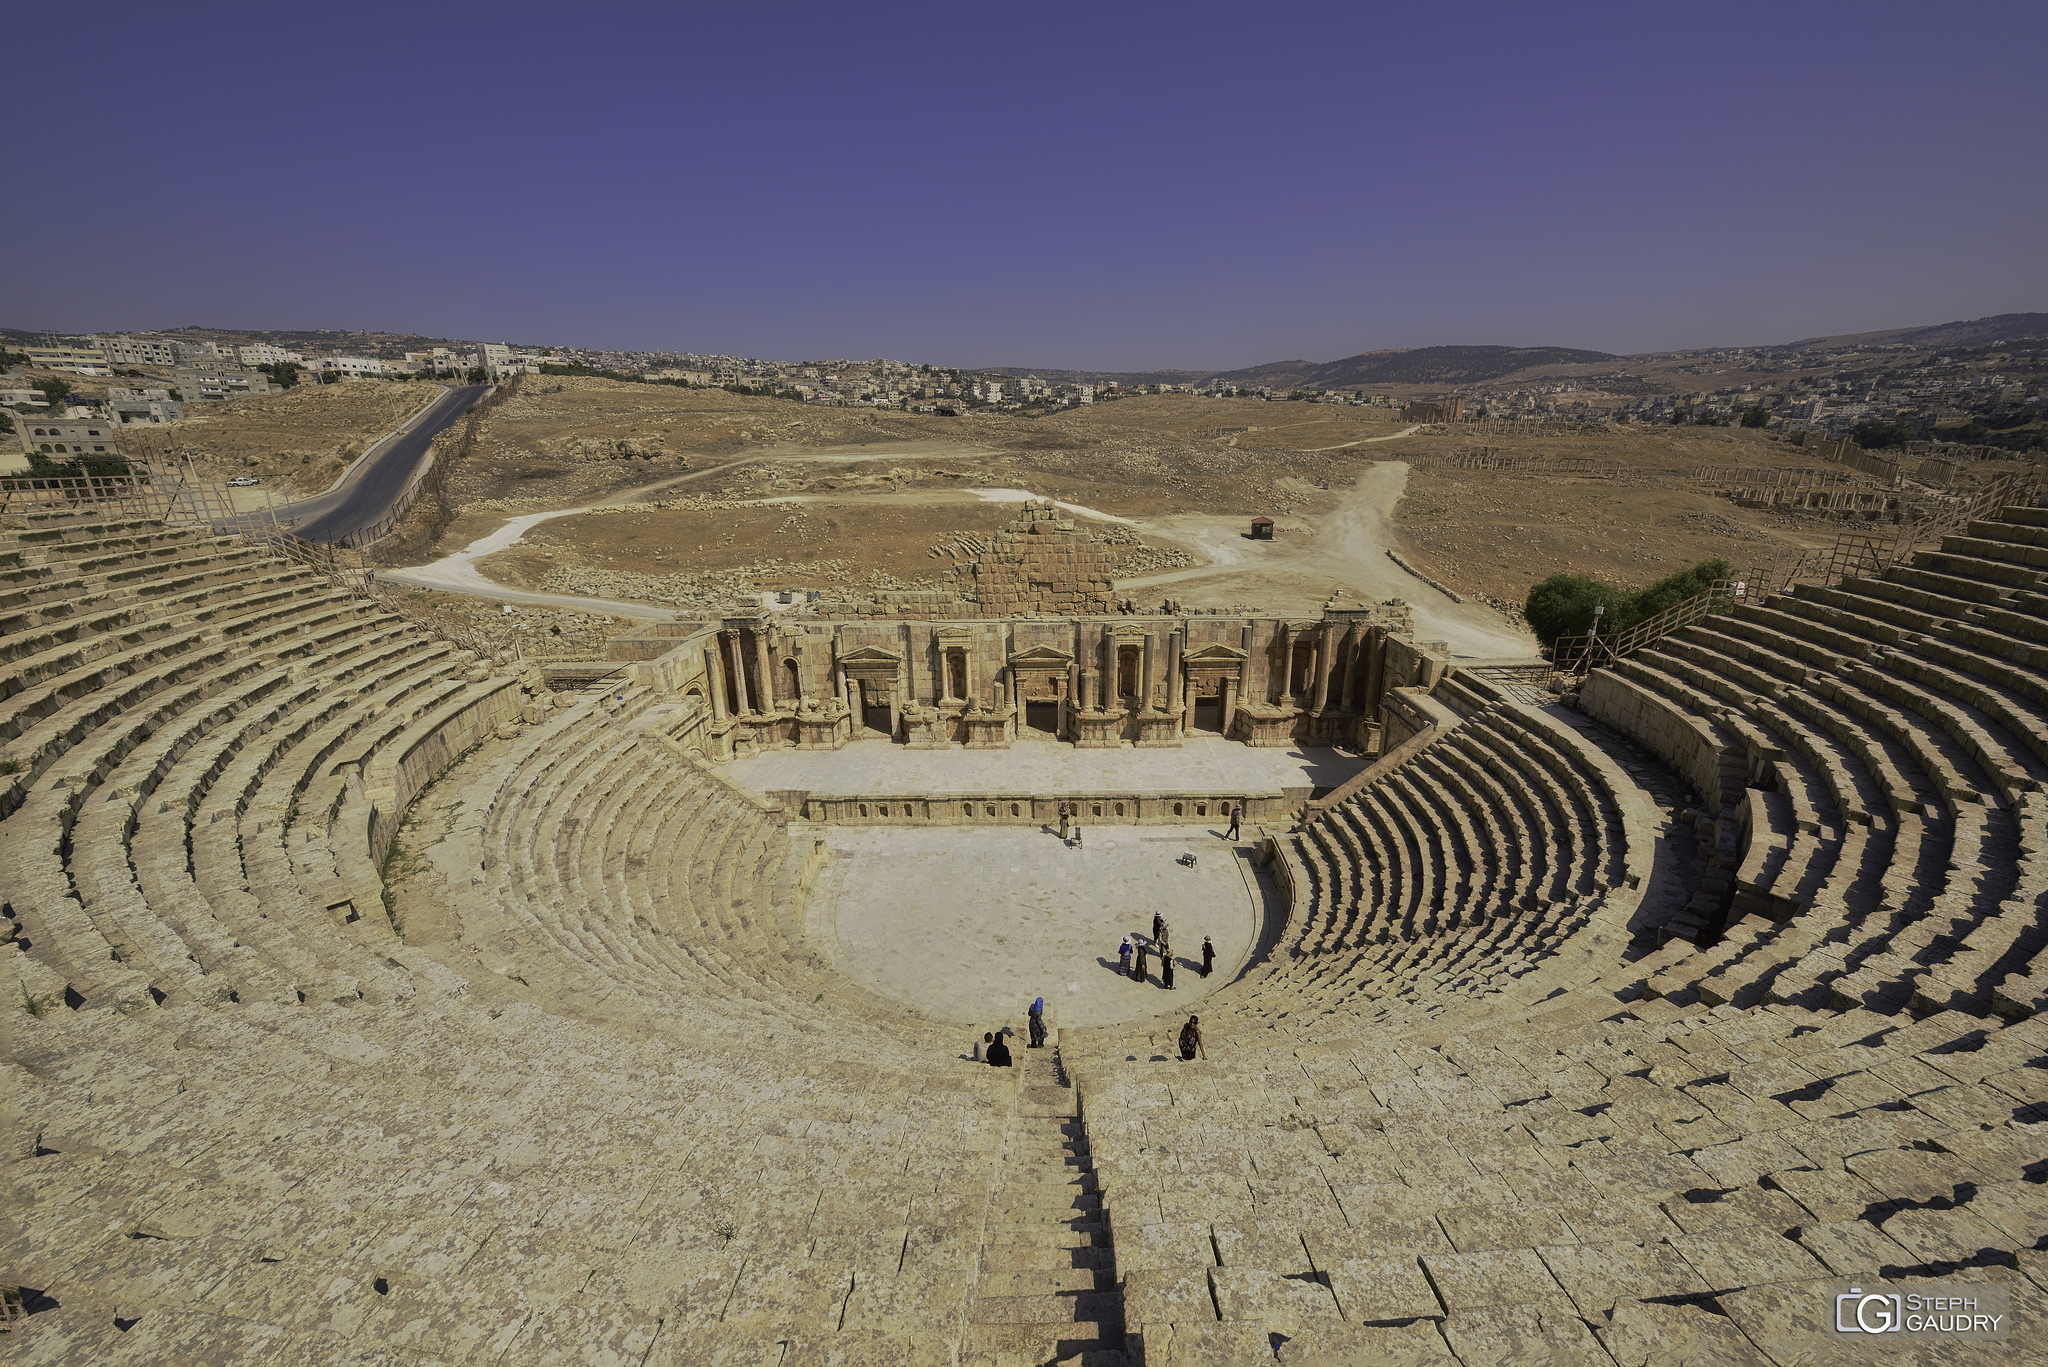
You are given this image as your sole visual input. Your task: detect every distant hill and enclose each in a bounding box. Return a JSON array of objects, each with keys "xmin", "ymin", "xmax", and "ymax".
[
  {"xmin": 1215, "ymin": 344, "xmax": 1615, "ymax": 390},
  {"xmin": 990, "ymin": 343, "xmax": 1615, "ymax": 390},
  {"xmin": 1782, "ymin": 312, "xmax": 2048, "ymax": 351}
]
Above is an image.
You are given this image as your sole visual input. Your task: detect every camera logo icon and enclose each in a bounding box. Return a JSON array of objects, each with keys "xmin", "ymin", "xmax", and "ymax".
[{"xmin": 1837, "ymin": 1287, "xmax": 1904, "ymax": 1333}]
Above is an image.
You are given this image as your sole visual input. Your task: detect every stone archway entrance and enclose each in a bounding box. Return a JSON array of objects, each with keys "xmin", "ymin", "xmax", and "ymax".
[
  {"xmin": 1006, "ymin": 643, "xmax": 1076, "ymax": 742},
  {"xmin": 857, "ymin": 680, "xmax": 893, "ymax": 736}
]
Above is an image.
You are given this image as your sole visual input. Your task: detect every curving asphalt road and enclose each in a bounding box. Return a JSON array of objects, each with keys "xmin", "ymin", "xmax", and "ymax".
[{"xmin": 258, "ymin": 384, "xmax": 488, "ymax": 544}]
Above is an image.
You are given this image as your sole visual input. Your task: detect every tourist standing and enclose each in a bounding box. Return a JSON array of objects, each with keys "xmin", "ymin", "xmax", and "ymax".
[
  {"xmin": 1161, "ymin": 954, "xmax": 1175, "ymax": 990},
  {"xmin": 1201, "ymin": 936, "xmax": 1215, "ymax": 978},
  {"xmin": 1152, "ymin": 911, "xmax": 1165, "ymax": 944},
  {"xmin": 1132, "ymin": 940, "xmax": 1148, "ymax": 983},
  {"xmin": 1058, "ymin": 803, "xmax": 1071, "ymax": 841},
  {"xmin": 1028, "ymin": 997, "xmax": 1047, "ymax": 1048},
  {"xmin": 1179, "ymin": 1015, "xmax": 1206, "ymax": 1061},
  {"xmin": 1118, "ymin": 938, "xmax": 1132, "ymax": 977},
  {"xmin": 1227, "ymin": 806, "xmax": 1242, "ymax": 841},
  {"xmin": 1073, "ymin": 823, "xmax": 1083, "ymax": 850}
]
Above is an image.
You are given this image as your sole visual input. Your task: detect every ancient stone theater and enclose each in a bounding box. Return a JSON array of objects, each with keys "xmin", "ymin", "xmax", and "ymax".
[{"xmin": 3, "ymin": 484, "xmax": 2045, "ymax": 1365}]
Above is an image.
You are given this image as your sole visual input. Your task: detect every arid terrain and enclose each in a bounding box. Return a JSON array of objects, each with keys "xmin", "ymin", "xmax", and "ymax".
[
  {"xmin": 135, "ymin": 372, "xmax": 2035, "ymax": 659},
  {"xmin": 121, "ymin": 379, "xmax": 450, "ymax": 498}
]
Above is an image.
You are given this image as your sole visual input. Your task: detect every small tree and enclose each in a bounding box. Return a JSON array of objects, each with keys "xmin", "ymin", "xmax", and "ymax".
[
  {"xmin": 1523, "ymin": 573, "xmax": 1631, "ymax": 648},
  {"xmin": 1739, "ymin": 405, "xmax": 1770, "ymax": 428},
  {"xmin": 31, "ymin": 376, "xmax": 73, "ymax": 407},
  {"xmin": 466, "ymin": 366, "xmax": 488, "ymax": 384},
  {"xmin": 1852, "ymin": 419, "xmax": 1915, "ymax": 450}
]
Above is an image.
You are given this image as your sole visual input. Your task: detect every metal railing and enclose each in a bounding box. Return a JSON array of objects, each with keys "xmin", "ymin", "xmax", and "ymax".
[
  {"xmin": 1548, "ymin": 470, "xmax": 2041, "ymax": 681},
  {"xmin": 1548, "ymin": 579, "xmax": 1739, "ymax": 678}
]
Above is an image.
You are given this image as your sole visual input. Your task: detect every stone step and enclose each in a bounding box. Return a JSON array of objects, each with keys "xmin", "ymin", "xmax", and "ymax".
[
  {"xmin": 963, "ymin": 1322, "xmax": 1127, "ymax": 1363},
  {"xmin": 968, "ymin": 1291, "xmax": 1123, "ymax": 1327},
  {"xmin": 981, "ymin": 1244, "xmax": 1114, "ymax": 1274},
  {"xmin": 974, "ymin": 1266, "xmax": 1114, "ymax": 1298}
]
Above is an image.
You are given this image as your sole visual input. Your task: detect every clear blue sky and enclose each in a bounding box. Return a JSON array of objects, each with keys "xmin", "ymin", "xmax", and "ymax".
[{"xmin": 7, "ymin": 1, "xmax": 2042, "ymax": 369}]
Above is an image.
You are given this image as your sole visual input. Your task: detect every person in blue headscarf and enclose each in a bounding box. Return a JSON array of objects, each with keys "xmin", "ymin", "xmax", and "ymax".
[{"xmin": 1027, "ymin": 996, "xmax": 1047, "ymax": 1048}]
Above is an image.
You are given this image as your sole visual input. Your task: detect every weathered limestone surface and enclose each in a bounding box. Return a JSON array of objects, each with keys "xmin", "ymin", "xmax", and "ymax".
[{"xmin": 6, "ymin": 501, "xmax": 2048, "ymax": 1365}]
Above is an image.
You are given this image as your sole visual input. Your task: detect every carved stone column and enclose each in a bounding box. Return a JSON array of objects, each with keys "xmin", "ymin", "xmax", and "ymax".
[
  {"xmin": 1276, "ymin": 622, "xmax": 1294, "ymax": 703},
  {"xmin": 1140, "ymin": 633, "xmax": 1156, "ymax": 710},
  {"xmin": 753, "ymin": 630, "xmax": 775, "ymax": 711},
  {"xmin": 725, "ymin": 631, "xmax": 751, "ymax": 714},
  {"xmin": 1337, "ymin": 622, "xmax": 1359, "ymax": 713},
  {"xmin": 1313, "ymin": 631, "xmax": 1333, "ymax": 713},
  {"xmin": 707, "ymin": 643, "xmax": 729, "ymax": 720}
]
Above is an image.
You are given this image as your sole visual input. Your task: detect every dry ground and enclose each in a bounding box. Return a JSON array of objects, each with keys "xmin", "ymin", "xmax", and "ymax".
[
  {"xmin": 393, "ymin": 379, "xmax": 2012, "ymax": 645},
  {"xmin": 120, "ymin": 379, "xmax": 450, "ymax": 498}
]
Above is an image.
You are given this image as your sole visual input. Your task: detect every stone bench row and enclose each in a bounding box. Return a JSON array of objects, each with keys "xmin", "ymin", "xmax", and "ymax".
[
  {"xmin": 457, "ymin": 699, "xmax": 944, "ymax": 1050},
  {"xmin": 1603, "ymin": 525, "xmax": 2048, "ymax": 1021},
  {"xmin": 1066, "ymin": 993, "xmax": 2045, "ymax": 1354},
  {"xmin": 0, "ymin": 523, "xmax": 508, "ymax": 1007}
]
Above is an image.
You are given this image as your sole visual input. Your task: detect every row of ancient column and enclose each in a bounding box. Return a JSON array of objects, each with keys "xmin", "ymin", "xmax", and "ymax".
[
  {"xmin": 705, "ymin": 627, "xmax": 804, "ymax": 721},
  {"xmin": 703, "ymin": 619, "xmax": 1394, "ymax": 728}
]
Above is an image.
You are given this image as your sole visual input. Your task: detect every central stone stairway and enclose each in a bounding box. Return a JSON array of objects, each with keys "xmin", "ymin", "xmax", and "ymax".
[{"xmin": 966, "ymin": 1044, "xmax": 1127, "ymax": 1366}]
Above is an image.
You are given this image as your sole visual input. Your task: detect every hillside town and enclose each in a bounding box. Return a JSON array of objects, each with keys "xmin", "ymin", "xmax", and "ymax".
[{"xmin": 6, "ymin": 324, "xmax": 2044, "ymax": 482}]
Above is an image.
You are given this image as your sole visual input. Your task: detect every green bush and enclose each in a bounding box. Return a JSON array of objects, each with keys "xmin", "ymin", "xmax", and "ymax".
[
  {"xmin": 1852, "ymin": 419, "xmax": 1916, "ymax": 450},
  {"xmin": 1739, "ymin": 405, "xmax": 1771, "ymax": 428},
  {"xmin": 1522, "ymin": 573, "xmax": 1632, "ymax": 648},
  {"xmin": 1523, "ymin": 558, "xmax": 1731, "ymax": 649}
]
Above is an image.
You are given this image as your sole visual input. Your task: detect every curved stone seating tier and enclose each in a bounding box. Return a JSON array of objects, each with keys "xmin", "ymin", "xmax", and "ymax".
[
  {"xmin": 1583, "ymin": 503, "xmax": 2048, "ymax": 1022},
  {"xmin": 0, "ymin": 513, "xmax": 509, "ymax": 1011},
  {"xmin": 1061, "ymin": 989, "xmax": 2047, "ymax": 1361},
  {"xmin": 4, "ymin": 514, "xmax": 1017, "ymax": 1362},
  {"xmin": 444, "ymin": 694, "xmax": 959, "ymax": 1051},
  {"xmin": 10, "ymin": 502, "xmax": 2048, "ymax": 1361},
  {"xmin": 1270, "ymin": 675, "xmax": 1649, "ymax": 1022}
]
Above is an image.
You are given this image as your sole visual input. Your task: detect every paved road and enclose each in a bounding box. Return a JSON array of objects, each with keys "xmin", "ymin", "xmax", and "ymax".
[{"xmin": 261, "ymin": 384, "xmax": 488, "ymax": 544}]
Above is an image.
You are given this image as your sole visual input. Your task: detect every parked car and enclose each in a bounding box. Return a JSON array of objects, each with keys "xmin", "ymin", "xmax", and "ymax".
[{"xmin": 227, "ymin": 476, "xmax": 261, "ymax": 487}]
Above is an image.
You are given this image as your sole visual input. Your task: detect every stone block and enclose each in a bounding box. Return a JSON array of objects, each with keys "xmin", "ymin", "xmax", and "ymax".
[
  {"xmin": 1420, "ymin": 1247, "xmax": 1571, "ymax": 1311},
  {"xmin": 1321, "ymin": 1255, "xmax": 1443, "ymax": 1322},
  {"xmin": 1597, "ymin": 1298, "xmax": 1773, "ymax": 1366},
  {"xmin": 1672, "ymin": 1226, "xmax": 1828, "ymax": 1292},
  {"xmin": 1123, "ymin": 1267, "xmax": 1217, "ymax": 1328},
  {"xmin": 1439, "ymin": 1305, "xmax": 1610, "ymax": 1366},
  {"xmin": 1535, "ymin": 1239, "xmax": 1710, "ymax": 1315},
  {"xmin": 1274, "ymin": 1320, "xmax": 1459, "ymax": 1365},
  {"xmin": 1791, "ymin": 1219, "xmax": 1912, "ymax": 1277}
]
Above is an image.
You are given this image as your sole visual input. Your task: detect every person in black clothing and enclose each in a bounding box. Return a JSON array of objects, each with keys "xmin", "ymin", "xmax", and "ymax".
[
  {"xmin": 1226, "ymin": 806, "xmax": 1242, "ymax": 841},
  {"xmin": 1201, "ymin": 936, "xmax": 1215, "ymax": 978},
  {"xmin": 1179, "ymin": 1015, "xmax": 1206, "ymax": 1060},
  {"xmin": 1152, "ymin": 911, "xmax": 1165, "ymax": 943},
  {"xmin": 1132, "ymin": 940, "xmax": 1148, "ymax": 983},
  {"xmin": 1161, "ymin": 954, "xmax": 1175, "ymax": 990},
  {"xmin": 986, "ymin": 1034, "xmax": 1013, "ymax": 1067},
  {"xmin": 1027, "ymin": 997, "xmax": 1047, "ymax": 1048}
]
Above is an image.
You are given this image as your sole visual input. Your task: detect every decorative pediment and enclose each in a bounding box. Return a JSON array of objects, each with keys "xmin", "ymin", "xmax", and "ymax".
[
  {"xmin": 933, "ymin": 626, "xmax": 976, "ymax": 647},
  {"xmin": 836, "ymin": 646, "xmax": 902, "ymax": 667},
  {"xmin": 1007, "ymin": 644, "xmax": 1074, "ymax": 667},
  {"xmin": 1182, "ymin": 643, "xmax": 1248, "ymax": 664}
]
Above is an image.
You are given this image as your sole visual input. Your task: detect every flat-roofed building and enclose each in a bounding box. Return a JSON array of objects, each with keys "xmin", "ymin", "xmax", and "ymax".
[{"xmin": 18, "ymin": 416, "xmax": 122, "ymax": 459}]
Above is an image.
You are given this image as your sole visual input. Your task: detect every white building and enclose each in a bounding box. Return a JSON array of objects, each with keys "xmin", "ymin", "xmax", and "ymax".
[
  {"xmin": 315, "ymin": 355, "xmax": 386, "ymax": 378},
  {"xmin": 93, "ymin": 335, "xmax": 183, "ymax": 367},
  {"xmin": 237, "ymin": 343, "xmax": 305, "ymax": 368}
]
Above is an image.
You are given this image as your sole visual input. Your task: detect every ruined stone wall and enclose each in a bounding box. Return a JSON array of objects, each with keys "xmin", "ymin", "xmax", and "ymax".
[{"xmin": 952, "ymin": 499, "xmax": 1117, "ymax": 616}]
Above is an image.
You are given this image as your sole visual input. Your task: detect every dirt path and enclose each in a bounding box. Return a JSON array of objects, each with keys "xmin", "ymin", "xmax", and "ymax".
[
  {"xmin": 383, "ymin": 443, "xmax": 1536, "ymax": 659},
  {"xmin": 1299, "ymin": 422, "xmax": 1422, "ymax": 452},
  {"xmin": 1119, "ymin": 463, "xmax": 1536, "ymax": 658}
]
